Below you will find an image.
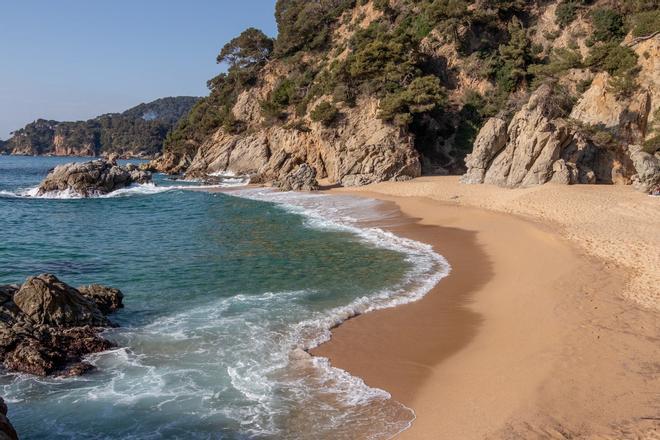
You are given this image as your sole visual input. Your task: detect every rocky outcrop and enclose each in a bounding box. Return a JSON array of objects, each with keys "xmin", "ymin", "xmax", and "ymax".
[
  {"xmin": 629, "ymin": 145, "xmax": 660, "ymax": 195},
  {"xmin": 464, "ymin": 36, "xmax": 660, "ymax": 192},
  {"xmin": 463, "ymin": 84, "xmax": 575, "ymax": 187},
  {"xmin": 77, "ymin": 285, "xmax": 124, "ymax": 315},
  {"xmin": 0, "ymin": 274, "xmax": 123, "ymax": 377},
  {"xmin": 36, "ymin": 159, "xmax": 151, "ymax": 197},
  {"xmin": 0, "ymin": 397, "xmax": 18, "ymax": 440},
  {"xmin": 275, "ymin": 163, "xmax": 320, "ymax": 191},
  {"xmin": 461, "ymin": 118, "xmax": 508, "ymax": 184},
  {"xmin": 177, "ymin": 93, "xmax": 421, "ymax": 187}
]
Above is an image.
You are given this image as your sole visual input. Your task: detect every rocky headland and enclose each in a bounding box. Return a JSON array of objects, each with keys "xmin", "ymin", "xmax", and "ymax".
[
  {"xmin": 0, "ymin": 274, "xmax": 123, "ymax": 377},
  {"xmin": 36, "ymin": 158, "xmax": 152, "ymax": 197},
  {"xmin": 144, "ymin": 0, "xmax": 658, "ymax": 194},
  {"xmin": 2, "ymin": 97, "xmax": 199, "ymax": 158}
]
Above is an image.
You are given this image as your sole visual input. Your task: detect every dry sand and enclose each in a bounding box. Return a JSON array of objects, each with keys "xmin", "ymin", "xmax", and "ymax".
[{"xmin": 312, "ymin": 177, "xmax": 660, "ymax": 439}]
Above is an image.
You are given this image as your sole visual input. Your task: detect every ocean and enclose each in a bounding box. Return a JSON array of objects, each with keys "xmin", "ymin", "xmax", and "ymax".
[{"xmin": 0, "ymin": 156, "xmax": 449, "ymax": 439}]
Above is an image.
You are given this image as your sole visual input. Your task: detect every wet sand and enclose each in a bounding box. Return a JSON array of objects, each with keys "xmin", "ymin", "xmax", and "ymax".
[{"xmin": 312, "ymin": 184, "xmax": 660, "ymax": 439}]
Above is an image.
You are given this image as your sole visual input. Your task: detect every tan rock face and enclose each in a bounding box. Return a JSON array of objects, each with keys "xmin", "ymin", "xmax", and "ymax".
[
  {"xmin": 465, "ymin": 35, "xmax": 660, "ymax": 192},
  {"xmin": 184, "ymin": 96, "xmax": 421, "ymax": 186}
]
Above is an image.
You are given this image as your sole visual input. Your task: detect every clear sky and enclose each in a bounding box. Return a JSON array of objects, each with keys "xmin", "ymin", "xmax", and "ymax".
[{"xmin": 0, "ymin": 0, "xmax": 278, "ymax": 139}]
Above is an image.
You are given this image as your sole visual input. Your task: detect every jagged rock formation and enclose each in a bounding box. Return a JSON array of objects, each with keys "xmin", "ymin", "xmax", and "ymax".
[
  {"xmin": 36, "ymin": 158, "xmax": 152, "ymax": 197},
  {"xmin": 275, "ymin": 163, "xmax": 320, "ymax": 191},
  {"xmin": 0, "ymin": 274, "xmax": 123, "ymax": 377},
  {"xmin": 0, "ymin": 397, "xmax": 18, "ymax": 440},
  {"xmin": 3, "ymin": 97, "xmax": 199, "ymax": 158},
  {"xmin": 463, "ymin": 35, "xmax": 660, "ymax": 193},
  {"xmin": 180, "ymin": 93, "xmax": 421, "ymax": 187}
]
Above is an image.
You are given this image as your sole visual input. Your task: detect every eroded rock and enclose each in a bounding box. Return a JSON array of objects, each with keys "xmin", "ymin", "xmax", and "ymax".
[
  {"xmin": 275, "ymin": 163, "xmax": 320, "ymax": 192},
  {"xmin": 0, "ymin": 274, "xmax": 123, "ymax": 377},
  {"xmin": 36, "ymin": 159, "xmax": 152, "ymax": 197}
]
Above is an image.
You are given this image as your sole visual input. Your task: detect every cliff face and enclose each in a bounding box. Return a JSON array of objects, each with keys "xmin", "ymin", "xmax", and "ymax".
[
  {"xmin": 464, "ymin": 34, "xmax": 660, "ymax": 193},
  {"xmin": 152, "ymin": 0, "xmax": 659, "ymax": 191},
  {"xmin": 4, "ymin": 97, "xmax": 199, "ymax": 158}
]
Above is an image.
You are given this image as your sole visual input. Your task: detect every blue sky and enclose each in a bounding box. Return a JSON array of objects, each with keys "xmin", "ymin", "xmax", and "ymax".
[{"xmin": 0, "ymin": 0, "xmax": 278, "ymax": 139}]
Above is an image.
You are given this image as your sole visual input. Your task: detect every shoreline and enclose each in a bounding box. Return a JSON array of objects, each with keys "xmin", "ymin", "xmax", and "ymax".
[{"xmin": 312, "ymin": 179, "xmax": 659, "ymax": 439}]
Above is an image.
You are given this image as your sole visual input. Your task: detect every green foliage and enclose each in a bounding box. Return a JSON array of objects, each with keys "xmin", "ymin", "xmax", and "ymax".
[
  {"xmin": 7, "ymin": 98, "xmax": 198, "ymax": 157},
  {"xmin": 378, "ymin": 76, "xmax": 446, "ymax": 126},
  {"xmin": 274, "ymin": 0, "xmax": 356, "ymax": 57},
  {"xmin": 586, "ymin": 43, "xmax": 638, "ymax": 76},
  {"xmin": 586, "ymin": 42, "xmax": 640, "ymax": 98},
  {"xmin": 528, "ymin": 47, "xmax": 583, "ymax": 87},
  {"xmin": 629, "ymin": 10, "xmax": 660, "ymax": 37},
  {"xmin": 590, "ymin": 8, "xmax": 625, "ymax": 43},
  {"xmin": 555, "ymin": 1, "xmax": 578, "ymax": 27},
  {"xmin": 217, "ymin": 28, "xmax": 273, "ymax": 69},
  {"xmin": 310, "ymin": 101, "xmax": 340, "ymax": 126},
  {"xmin": 494, "ymin": 17, "xmax": 531, "ymax": 93}
]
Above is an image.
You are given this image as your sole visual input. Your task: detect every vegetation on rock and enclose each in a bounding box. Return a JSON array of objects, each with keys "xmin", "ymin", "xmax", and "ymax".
[{"xmin": 4, "ymin": 97, "xmax": 198, "ymax": 157}]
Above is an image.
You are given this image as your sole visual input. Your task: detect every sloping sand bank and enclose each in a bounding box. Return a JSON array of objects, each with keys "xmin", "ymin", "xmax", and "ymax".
[{"xmin": 312, "ymin": 177, "xmax": 659, "ymax": 439}]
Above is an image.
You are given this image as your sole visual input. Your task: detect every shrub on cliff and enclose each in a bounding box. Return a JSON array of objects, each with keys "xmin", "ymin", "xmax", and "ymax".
[
  {"xmin": 629, "ymin": 10, "xmax": 660, "ymax": 37},
  {"xmin": 378, "ymin": 76, "xmax": 446, "ymax": 126},
  {"xmin": 310, "ymin": 102, "xmax": 340, "ymax": 126}
]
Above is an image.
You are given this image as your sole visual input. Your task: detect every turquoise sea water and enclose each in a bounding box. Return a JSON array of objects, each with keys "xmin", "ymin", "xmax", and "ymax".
[{"xmin": 0, "ymin": 156, "xmax": 448, "ymax": 439}]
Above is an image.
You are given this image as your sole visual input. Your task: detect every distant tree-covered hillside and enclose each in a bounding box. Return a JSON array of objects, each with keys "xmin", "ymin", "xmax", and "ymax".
[{"xmin": 3, "ymin": 96, "xmax": 199, "ymax": 157}]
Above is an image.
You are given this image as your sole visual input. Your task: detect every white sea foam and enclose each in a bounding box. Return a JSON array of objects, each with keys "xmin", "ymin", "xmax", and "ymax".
[
  {"xmin": 0, "ymin": 180, "xmax": 249, "ymax": 200},
  {"xmin": 223, "ymin": 187, "xmax": 452, "ymax": 438}
]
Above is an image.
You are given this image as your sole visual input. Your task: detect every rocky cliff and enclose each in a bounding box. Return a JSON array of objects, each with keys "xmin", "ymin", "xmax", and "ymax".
[
  {"xmin": 4, "ymin": 97, "xmax": 199, "ymax": 158},
  {"xmin": 150, "ymin": 0, "xmax": 659, "ymax": 191},
  {"xmin": 464, "ymin": 33, "xmax": 660, "ymax": 193}
]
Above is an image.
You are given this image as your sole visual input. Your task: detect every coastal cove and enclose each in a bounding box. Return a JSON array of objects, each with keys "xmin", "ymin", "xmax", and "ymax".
[
  {"xmin": 0, "ymin": 156, "xmax": 448, "ymax": 439},
  {"xmin": 313, "ymin": 181, "xmax": 659, "ymax": 439}
]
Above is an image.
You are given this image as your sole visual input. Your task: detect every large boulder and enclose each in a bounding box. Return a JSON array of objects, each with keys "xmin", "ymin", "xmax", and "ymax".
[
  {"xmin": 13, "ymin": 274, "xmax": 108, "ymax": 327},
  {"xmin": 0, "ymin": 274, "xmax": 123, "ymax": 377},
  {"xmin": 461, "ymin": 118, "xmax": 508, "ymax": 184},
  {"xmin": 482, "ymin": 84, "xmax": 574, "ymax": 187},
  {"xmin": 629, "ymin": 145, "xmax": 660, "ymax": 195},
  {"xmin": 275, "ymin": 163, "xmax": 320, "ymax": 192},
  {"xmin": 36, "ymin": 158, "xmax": 151, "ymax": 197}
]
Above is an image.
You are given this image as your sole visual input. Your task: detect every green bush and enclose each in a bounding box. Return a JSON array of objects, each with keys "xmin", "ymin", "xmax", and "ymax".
[
  {"xmin": 555, "ymin": 1, "xmax": 578, "ymax": 27},
  {"xmin": 586, "ymin": 43, "xmax": 638, "ymax": 76},
  {"xmin": 629, "ymin": 10, "xmax": 660, "ymax": 37},
  {"xmin": 495, "ymin": 17, "xmax": 531, "ymax": 93},
  {"xmin": 310, "ymin": 102, "xmax": 340, "ymax": 126},
  {"xmin": 590, "ymin": 8, "xmax": 625, "ymax": 43},
  {"xmin": 378, "ymin": 76, "xmax": 446, "ymax": 126}
]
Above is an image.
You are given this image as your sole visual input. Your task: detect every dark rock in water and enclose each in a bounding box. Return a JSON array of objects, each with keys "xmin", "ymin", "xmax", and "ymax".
[
  {"xmin": 0, "ymin": 397, "xmax": 18, "ymax": 440},
  {"xmin": 78, "ymin": 285, "xmax": 124, "ymax": 315},
  {"xmin": 14, "ymin": 274, "xmax": 108, "ymax": 327},
  {"xmin": 275, "ymin": 163, "xmax": 319, "ymax": 192},
  {"xmin": 0, "ymin": 274, "xmax": 122, "ymax": 377},
  {"xmin": 36, "ymin": 158, "xmax": 152, "ymax": 197}
]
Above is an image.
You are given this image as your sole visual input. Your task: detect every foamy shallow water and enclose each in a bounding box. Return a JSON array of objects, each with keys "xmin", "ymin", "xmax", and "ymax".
[{"xmin": 0, "ymin": 156, "xmax": 449, "ymax": 439}]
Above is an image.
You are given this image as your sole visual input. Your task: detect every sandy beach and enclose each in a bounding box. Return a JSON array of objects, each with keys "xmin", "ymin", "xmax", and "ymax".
[{"xmin": 312, "ymin": 177, "xmax": 660, "ymax": 439}]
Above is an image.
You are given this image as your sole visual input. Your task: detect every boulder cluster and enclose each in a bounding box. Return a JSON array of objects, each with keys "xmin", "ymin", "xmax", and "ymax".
[
  {"xmin": 36, "ymin": 157, "xmax": 151, "ymax": 197},
  {"xmin": 275, "ymin": 163, "xmax": 320, "ymax": 192},
  {"xmin": 0, "ymin": 274, "xmax": 123, "ymax": 377}
]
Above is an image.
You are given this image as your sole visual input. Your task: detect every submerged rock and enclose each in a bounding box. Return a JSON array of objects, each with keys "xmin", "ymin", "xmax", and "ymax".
[
  {"xmin": 275, "ymin": 163, "xmax": 320, "ymax": 192},
  {"xmin": 0, "ymin": 397, "xmax": 18, "ymax": 440},
  {"xmin": 36, "ymin": 158, "xmax": 151, "ymax": 197},
  {"xmin": 0, "ymin": 274, "xmax": 123, "ymax": 377}
]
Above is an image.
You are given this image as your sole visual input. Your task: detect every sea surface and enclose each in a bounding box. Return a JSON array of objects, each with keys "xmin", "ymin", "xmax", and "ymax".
[{"xmin": 0, "ymin": 156, "xmax": 449, "ymax": 439}]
